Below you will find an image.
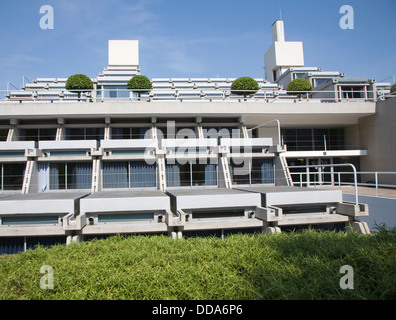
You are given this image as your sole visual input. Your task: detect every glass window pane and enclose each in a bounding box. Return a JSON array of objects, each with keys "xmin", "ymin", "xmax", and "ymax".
[
  {"xmin": 85, "ymin": 128, "xmax": 104, "ymax": 141},
  {"xmin": 2, "ymin": 163, "xmax": 25, "ymax": 190},
  {"xmin": 67, "ymin": 162, "xmax": 92, "ymax": 189},
  {"xmin": 251, "ymin": 159, "xmax": 274, "ymax": 184},
  {"xmin": 103, "ymin": 162, "xmax": 128, "ymax": 189},
  {"xmin": 192, "ymin": 164, "xmax": 205, "ymax": 186},
  {"xmin": 49, "ymin": 163, "xmax": 65, "ymax": 190},
  {"xmin": 65, "ymin": 128, "xmax": 85, "ymax": 140},
  {"xmin": 0, "ymin": 129, "xmax": 8, "ymax": 142},
  {"xmin": 179, "ymin": 163, "xmax": 191, "ymax": 187},
  {"xmin": 230, "ymin": 159, "xmax": 250, "ymax": 185},
  {"xmin": 130, "ymin": 161, "xmax": 156, "ymax": 188}
]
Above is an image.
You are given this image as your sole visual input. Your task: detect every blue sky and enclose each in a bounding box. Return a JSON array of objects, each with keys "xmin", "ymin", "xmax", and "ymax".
[{"xmin": 0, "ymin": 0, "xmax": 395, "ymax": 90}]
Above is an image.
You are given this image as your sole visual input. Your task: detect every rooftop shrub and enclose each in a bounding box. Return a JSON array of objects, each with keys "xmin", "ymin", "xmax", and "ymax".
[
  {"xmin": 287, "ymin": 78, "xmax": 313, "ymax": 99},
  {"xmin": 65, "ymin": 74, "xmax": 93, "ymax": 100},
  {"xmin": 231, "ymin": 77, "xmax": 259, "ymax": 98},
  {"xmin": 127, "ymin": 75, "xmax": 152, "ymax": 100}
]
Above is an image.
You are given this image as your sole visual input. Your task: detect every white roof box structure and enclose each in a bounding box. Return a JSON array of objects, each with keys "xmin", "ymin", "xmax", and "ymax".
[
  {"xmin": 264, "ymin": 20, "xmax": 304, "ymax": 83},
  {"xmin": 108, "ymin": 40, "xmax": 139, "ymax": 67}
]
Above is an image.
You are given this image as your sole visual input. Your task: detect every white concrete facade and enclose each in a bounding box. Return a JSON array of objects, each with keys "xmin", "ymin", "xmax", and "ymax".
[{"xmin": 264, "ymin": 20, "xmax": 304, "ymax": 82}]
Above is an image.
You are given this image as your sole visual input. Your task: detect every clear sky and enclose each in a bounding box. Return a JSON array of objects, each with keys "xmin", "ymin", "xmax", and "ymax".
[{"xmin": 0, "ymin": 0, "xmax": 395, "ymax": 91}]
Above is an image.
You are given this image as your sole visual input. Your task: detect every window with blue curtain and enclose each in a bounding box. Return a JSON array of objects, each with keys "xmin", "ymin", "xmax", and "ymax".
[
  {"xmin": 103, "ymin": 161, "xmax": 128, "ymax": 189},
  {"xmin": 49, "ymin": 163, "xmax": 63, "ymax": 190},
  {"xmin": 204, "ymin": 164, "xmax": 217, "ymax": 186},
  {"xmin": 49, "ymin": 162, "xmax": 92, "ymax": 190},
  {"xmin": 256, "ymin": 158, "xmax": 274, "ymax": 184},
  {"xmin": 231, "ymin": 158, "xmax": 274, "ymax": 185},
  {"xmin": 102, "ymin": 161, "xmax": 156, "ymax": 189},
  {"xmin": 68, "ymin": 162, "xmax": 92, "ymax": 189},
  {"xmin": 166, "ymin": 163, "xmax": 180, "ymax": 187},
  {"xmin": 166, "ymin": 162, "xmax": 217, "ymax": 187},
  {"xmin": 130, "ymin": 161, "xmax": 156, "ymax": 188}
]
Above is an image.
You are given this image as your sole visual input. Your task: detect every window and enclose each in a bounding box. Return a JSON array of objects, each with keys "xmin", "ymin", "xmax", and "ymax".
[
  {"xmin": 111, "ymin": 127, "xmax": 151, "ymax": 139},
  {"xmin": 340, "ymin": 86, "xmax": 365, "ymax": 99},
  {"xmin": 102, "ymin": 86, "xmax": 129, "ymax": 99},
  {"xmin": 48, "ymin": 162, "xmax": 92, "ymax": 190},
  {"xmin": 230, "ymin": 158, "xmax": 274, "ymax": 185},
  {"xmin": 65, "ymin": 128, "xmax": 104, "ymax": 141},
  {"xmin": 18, "ymin": 128, "xmax": 56, "ymax": 142},
  {"xmin": 294, "ymin": 73, "xmax": 305, "ymax": 79},
  {"xmin": 2, "ymin": 216, "xmax": 59, "ymax": 225},
  {"xmin": 166, "ymin": 162, "xmax": 217, "ymax": 187},
  {"xmin": 281, "ymin": 128, "xmax": 345, "ymax": 151},
  {"xmin": 0, "ymin": 129, "xmax": 8, "ymax": 142},
  {"xmin": 0, "ymin": 163, "xmax": 25, "ymax": 191},
  {"xmin": 314, "ymin": 78, "xmax": 330, "ymax": 88},
  {"xmin": 202, "ymin": 126, "xmax": 240, "ymax": 144},
  {"xmin": 102, "ymin": 161, "xmax": 157, "ymax": 189}
]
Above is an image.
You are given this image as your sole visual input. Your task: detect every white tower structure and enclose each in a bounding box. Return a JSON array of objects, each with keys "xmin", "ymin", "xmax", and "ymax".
[{"xmin": 264, "ymin": 20, "xmax": 304, "ymax": 82}]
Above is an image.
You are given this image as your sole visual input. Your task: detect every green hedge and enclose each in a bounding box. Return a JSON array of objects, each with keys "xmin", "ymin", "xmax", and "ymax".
[{"xmin": 1, "ymin": 229, "xmax": 395, "ymax": 300}]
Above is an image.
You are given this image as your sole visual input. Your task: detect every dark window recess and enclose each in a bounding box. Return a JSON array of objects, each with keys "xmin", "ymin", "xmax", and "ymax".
[{"xmin": 192, "ymin": 209, "xmax": 245, "ymax": 219}]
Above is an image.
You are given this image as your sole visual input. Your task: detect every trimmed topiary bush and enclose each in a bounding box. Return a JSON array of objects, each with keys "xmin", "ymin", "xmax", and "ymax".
[
  {"xmin": 65, "ymin": 74, "xmax": 93, "ymax": 100},
  {"xmin": 287, "ymin": 78, "xmax": 313, "ymax": 99},
  {"xmin": 127, "ymin": 75, "xmax": 152, "ymax": 100},
  {"xmin": 231, "ymin": 77, "xmax": 259, "ymax": 98}
]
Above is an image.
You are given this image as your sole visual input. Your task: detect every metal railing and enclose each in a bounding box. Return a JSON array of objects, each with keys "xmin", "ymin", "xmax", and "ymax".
[
  {"xmin": 286, "ymin": 163, "xmax": 359, "ymax": 204},
  {"xmin": 0, "ymin": 88, "xmax": 385, "ymax": 103},
  {"xmin": 288, "ymin": 166, "xmax": 396, "ymax": 200}
]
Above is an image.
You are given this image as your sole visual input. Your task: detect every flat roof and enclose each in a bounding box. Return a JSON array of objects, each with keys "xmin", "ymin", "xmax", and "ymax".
[
  {"xmin": 166, "ymin": 188, "xmax": 250, "ymax": 197},
  {"xmin": 0, "ymin": 192, "xmax": 89, "ymax": 215},
  {"xmin": 235, "ymin": 186, "xmax": 330, "ymax": 194},
  {"xmin": 80, "ymin": 190, "xmax": 170, "ymax": 213},
  {"xmin": 0, "ymin": 192, "xmax": 89, "ymax": 201},
  {"xmin": 84, "ymin": 190, "xmax": 167, "ymax": 199}
]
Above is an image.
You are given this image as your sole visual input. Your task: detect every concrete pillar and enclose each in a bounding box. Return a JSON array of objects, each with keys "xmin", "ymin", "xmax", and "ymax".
[
  {"xmin": 66, "ymin": 233, "xmax": 83, "ymax": 245},
  {"xmin": 263, "ymin": 226, "xmax": 281, "ymax": 234},
  {"xmin": 349, "ymin": 221, "xmax": 371, "ymax": 234}
]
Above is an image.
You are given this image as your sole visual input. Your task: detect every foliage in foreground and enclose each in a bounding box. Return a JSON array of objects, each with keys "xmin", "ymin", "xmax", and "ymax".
[{"xmin": 0, "ymin": 229, "xmax": 395, "ymax": 300}]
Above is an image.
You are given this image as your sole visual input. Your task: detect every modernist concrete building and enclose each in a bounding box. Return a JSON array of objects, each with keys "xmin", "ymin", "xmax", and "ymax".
[{"xmin": 0, "ymin": 20, "xmax": 393, "ymax": 254}]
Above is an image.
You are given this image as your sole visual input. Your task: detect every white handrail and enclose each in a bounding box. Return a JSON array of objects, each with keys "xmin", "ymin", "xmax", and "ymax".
[
  {"xmin": 286, "ymin": 163, "xmax": 359, "ymax": 205},
  {"xmin": 0, "ymin": 89, "xmax": 384, "ymax": 103}
]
